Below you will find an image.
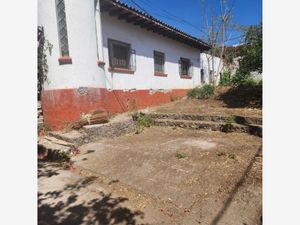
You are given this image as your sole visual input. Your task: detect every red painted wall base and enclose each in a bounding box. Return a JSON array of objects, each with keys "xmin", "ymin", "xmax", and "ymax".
[{"xmin": 41, "ymin": 87, "xmax": 188, "ymax": 130}]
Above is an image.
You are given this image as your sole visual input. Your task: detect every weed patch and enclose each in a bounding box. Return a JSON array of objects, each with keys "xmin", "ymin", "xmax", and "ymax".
[
  {"xmin": 187, "ymin": 84, "xmax": 215, "ymax": 99},
  {"xmin": 132, "ymin": 112, "xmax": 154, "ymax": 134},
  {"xmin": 228, "ymin": 153, "xmax": 236, "ymax": 160},
  {"xmin": 219, "ymin": 71, "xmax": 232, "ymax": 86},
  {"xmin": 216, "ymin": 151, "xmax": 226, "ymax": 157},
  {"xmin": 225, "ymin": 116, "xmax": 235, "ymax": 124},
  {"xmin": 175, "ymin": 152, "xmax": 186, "ymax": 159}
]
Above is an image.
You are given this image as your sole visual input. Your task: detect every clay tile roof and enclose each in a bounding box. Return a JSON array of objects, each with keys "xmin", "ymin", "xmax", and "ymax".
[{"xmin": 101, "ymin": 0, "xmax": 211, "ymax": 50}]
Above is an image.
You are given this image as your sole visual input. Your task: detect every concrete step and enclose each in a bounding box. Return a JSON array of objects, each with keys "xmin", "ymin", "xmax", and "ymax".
[
  {"xmin": 38, "ymin": 136, "xmax": 73, "ymax": 161},
  {"xmin": 147, "ymin": 113, "xmax": 262, "ymax": 125},
  {"xmin": 153, "ymin": 118, "xmax": 262, "ymax": 137},
  {"xmin": 49, "ymin": 130, "xmax": 88, "ymax": 147},
  {"xmin": 43, "ymin": 136, "xmax": 75, "ymax": 147}
]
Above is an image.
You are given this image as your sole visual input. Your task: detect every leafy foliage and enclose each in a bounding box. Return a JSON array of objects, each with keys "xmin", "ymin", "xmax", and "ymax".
[
  {"xmin": 231, "ymin": 70, "xmax": 262, "ymax": 87},
  {"xmin": 231, "ymin": 70, "xmax": 250, "ymax": 86},
  {"xmin": 239, "ymin": 23, "xmax": 262, "ymax": 74},
  {"xmin": 219, "ymin": 71, "xmax": 232, "ymax": 86},
  {"xmin": 132, "ymin": 112, "xmax": 154, "ymax": 134},
  {"xmin": 38, "ymin": 27, "xmax": 53, "ymax": 98},
  {"xmin": 187, "ymin": 84, "xmax": 215, "ymax": 99},
  {"xmin": 136, "ymin": 113, "xmax": 153, "ymax": 128}
]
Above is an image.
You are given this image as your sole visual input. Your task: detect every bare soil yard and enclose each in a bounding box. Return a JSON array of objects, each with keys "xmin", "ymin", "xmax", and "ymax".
[
  {"xmin": 39, "ymin": 126, "xmax": 262, "ymax": 225},
  {"xmin": 150, "ymin": 86, "xmax": 262, "ymax": 117},
  {"xmin": 38, "ymin": 86, "xmax": 262, "ymax": 225}
]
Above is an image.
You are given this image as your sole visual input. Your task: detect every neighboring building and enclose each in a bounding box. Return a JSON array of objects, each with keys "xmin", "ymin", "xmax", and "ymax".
[{"xmin": 38, "ymin": 0, "xmax": 220, "ymax": 130}]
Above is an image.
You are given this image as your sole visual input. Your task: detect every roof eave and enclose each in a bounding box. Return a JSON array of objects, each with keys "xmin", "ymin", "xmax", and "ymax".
[{"xmin": 101, "ymin": 0, "xmax": 211, "ymax": 50}]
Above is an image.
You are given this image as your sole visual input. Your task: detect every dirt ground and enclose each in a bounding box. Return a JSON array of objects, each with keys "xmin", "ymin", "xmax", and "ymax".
[
  {"xmin": 39, "ymin": 126, "xmax": 262, "ymax": 225},
  {"xmin": 147, "ymin": 86, "xmax": 262, "ymax": 117}
]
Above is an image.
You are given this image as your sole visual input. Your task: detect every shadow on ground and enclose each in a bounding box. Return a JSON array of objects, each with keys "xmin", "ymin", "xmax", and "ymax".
[
  {"xmin": 218, "ymin": 85, "xmax": 262, "ymax": 109},
  {"xmin": 209, "ymin": 146, "xmax": 262, "ymax": 225},
  {"xmin": 38, "ymin": 165, "xmax": 147, "ymax": 225},
  {"xmin": 38, "ymin": 162, "xmax": 60, "ymax": 178}
]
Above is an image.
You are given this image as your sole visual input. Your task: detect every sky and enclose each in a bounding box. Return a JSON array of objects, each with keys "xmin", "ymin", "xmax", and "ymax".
[{"xmin": 121, "ymin": 0, "xmax": 262, "ymax": 46}]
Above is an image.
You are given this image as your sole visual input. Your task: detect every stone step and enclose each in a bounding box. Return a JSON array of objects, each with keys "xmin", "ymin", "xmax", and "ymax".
[
  {"xmin": 153, "ymin": 118, "xmax": 262, "ymax": 137},
  {"xmin": 43, "ymin": 136, "xmax": 75, "ymax": 147},
  {"xmin": 147, "ymin": 113, "xmax": 262, "ymax": 126},
  {"xmin": 38, "ymin": 136, "xmax": 72, "ymax": 161},
  {"xmin": 83, "ymin": 117, "xmax": 135, "ymax": 142},
  {"xmin": 49, "ymin": 130, "xmax": 88, "ymax": 147}
]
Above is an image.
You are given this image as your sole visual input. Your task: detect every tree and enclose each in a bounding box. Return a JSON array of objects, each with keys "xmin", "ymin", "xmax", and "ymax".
[
  {"xmin": 238, "ymin": 22, "xmax": 262, "ymax": 74},
  {"xmin": 199, "ymin": 0, "xmax": 238, "ymax": 85}
]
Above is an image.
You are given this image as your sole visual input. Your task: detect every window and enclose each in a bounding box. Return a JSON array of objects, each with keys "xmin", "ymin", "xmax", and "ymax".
[
  {"xmin": 209, "ymin": 70, "xmax": 214, "ymax": 83},
  {"xmin": 179, "ymin": 57, "xmax": 192, "ymax": 77},
  {"xmin": 55, "ymin": 0, "xmax": 70, "ymax": 57},
  {"xmin": 154, "ymin": 51, "xmax": 165, "ymax": 74},
  {"xmin": 108, "ymin": 39, "xmax": 136, "ymax": 72},
  {"xmin": 201, "ymin": 69, "xmax": 205, "ymax": 83}
]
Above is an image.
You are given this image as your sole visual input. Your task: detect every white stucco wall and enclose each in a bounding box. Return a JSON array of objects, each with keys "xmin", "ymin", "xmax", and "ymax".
[
  {"xmin": 38, "ymin": 0, "xmax": 218, "ymax": 92},
  {"xmin": 38, "ymin": 0, "xmax": 105, "ymax": 90},
  {"xmin": 200, "ymin": 53, "xmax": 223, "ymax": 84},
  {"xmin": 100, "ymin": 12, "xmax": 203, "ymax": 91}
]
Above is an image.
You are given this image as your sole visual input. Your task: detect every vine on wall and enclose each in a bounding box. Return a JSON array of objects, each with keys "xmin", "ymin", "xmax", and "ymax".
[{"xmin": 38, "ymin": 26, "xmax": 53, "ymax": 100}]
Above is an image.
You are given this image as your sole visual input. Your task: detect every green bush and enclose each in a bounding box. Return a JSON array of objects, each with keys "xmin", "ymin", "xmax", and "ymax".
[
  {"xmin": 132, "ymin": 112, "xmax": 153, "ymax": 128},
  {"xmin": 187, "ymin": 84, "xmax": 215, "ymax": 99},
  {"xmin": 231, "ymin": 70, "xmax": 251, "ymax": 86},
  {"xmin": 219, "ymin": 71, "xmax": 232, "ymax": 86}
]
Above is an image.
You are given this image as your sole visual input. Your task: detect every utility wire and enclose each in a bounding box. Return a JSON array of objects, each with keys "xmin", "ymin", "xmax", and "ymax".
[
  {"xmin": 126, "ymin": 0, "xmax": 242, "ymax": 43},
  {"xmin": 128, "ymin": 0, "xmax": 207, "ymax": 35}
]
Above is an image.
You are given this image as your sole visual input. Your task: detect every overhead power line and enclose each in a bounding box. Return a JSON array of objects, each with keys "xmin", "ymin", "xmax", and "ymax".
[
  {"xmin": 126, "ymin": 0, "xmax": 242, "ymax": 44},
  {"xmin": 128, "ymin": 0, "xmax": 208, "ymax": 36}
]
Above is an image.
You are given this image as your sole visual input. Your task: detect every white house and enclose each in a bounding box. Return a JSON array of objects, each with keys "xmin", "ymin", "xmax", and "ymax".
[{"xmin": 38, "ymin": 0, "xmax": 221, "ymax": 130}]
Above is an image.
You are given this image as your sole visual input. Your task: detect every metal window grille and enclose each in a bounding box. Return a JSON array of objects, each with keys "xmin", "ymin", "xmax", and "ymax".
[
  {"xmin": 108, "ymin": 39, "xmax": 135, "ymax": 70},
  {"xmin": 154, "ymin": 51, "xmax": 165, "ymax": 73},
  {"xmin": 130, "ymin": 49, "xmax": 136, "ymax": 71},
  {"xmin": 201, "ymin": 69, "xmax": 205, "ymax": 83},
  {"xmin": 188, "ymin": 62, "xmax": 193, "ymax": 76},
  {"xmin": 179, "ymin": 58, "xmax": 191, "ymax": 75},
  {"xmin": 55, "ymin": 0, "xmax": 69, "ymax": 56}
]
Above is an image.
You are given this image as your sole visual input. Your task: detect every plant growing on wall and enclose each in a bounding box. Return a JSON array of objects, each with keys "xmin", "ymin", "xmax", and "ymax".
[{"xmin": 38, "ymin": 26, "xmax": 53, "ymax": 100}]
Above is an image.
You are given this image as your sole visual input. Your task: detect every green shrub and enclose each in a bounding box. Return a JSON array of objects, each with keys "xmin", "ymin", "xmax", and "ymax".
[
  {"xmin": 187, "ymin": 84, "xmax": 215, "ymax": 99},
  {"xmin": 132, "ymin": 112, "xmax": 153, "ymax": 128},
  {"xmin": 219, "ymin": 71, "xmax": 232, "ymax": 86},
  {"xmin": 137, "ymin": 115, "xmax": 153, "ymax": 127},
  {"xmin": 57, "ymin": 151, "xmax": 71, "ymax": 162},
  {"xmin": 231, "ymin": 70, "xmax": 262, "ymax": 88},
  {"xmin": 231, "ymin": 70, "xmax": 251, "ymax": 86}
]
